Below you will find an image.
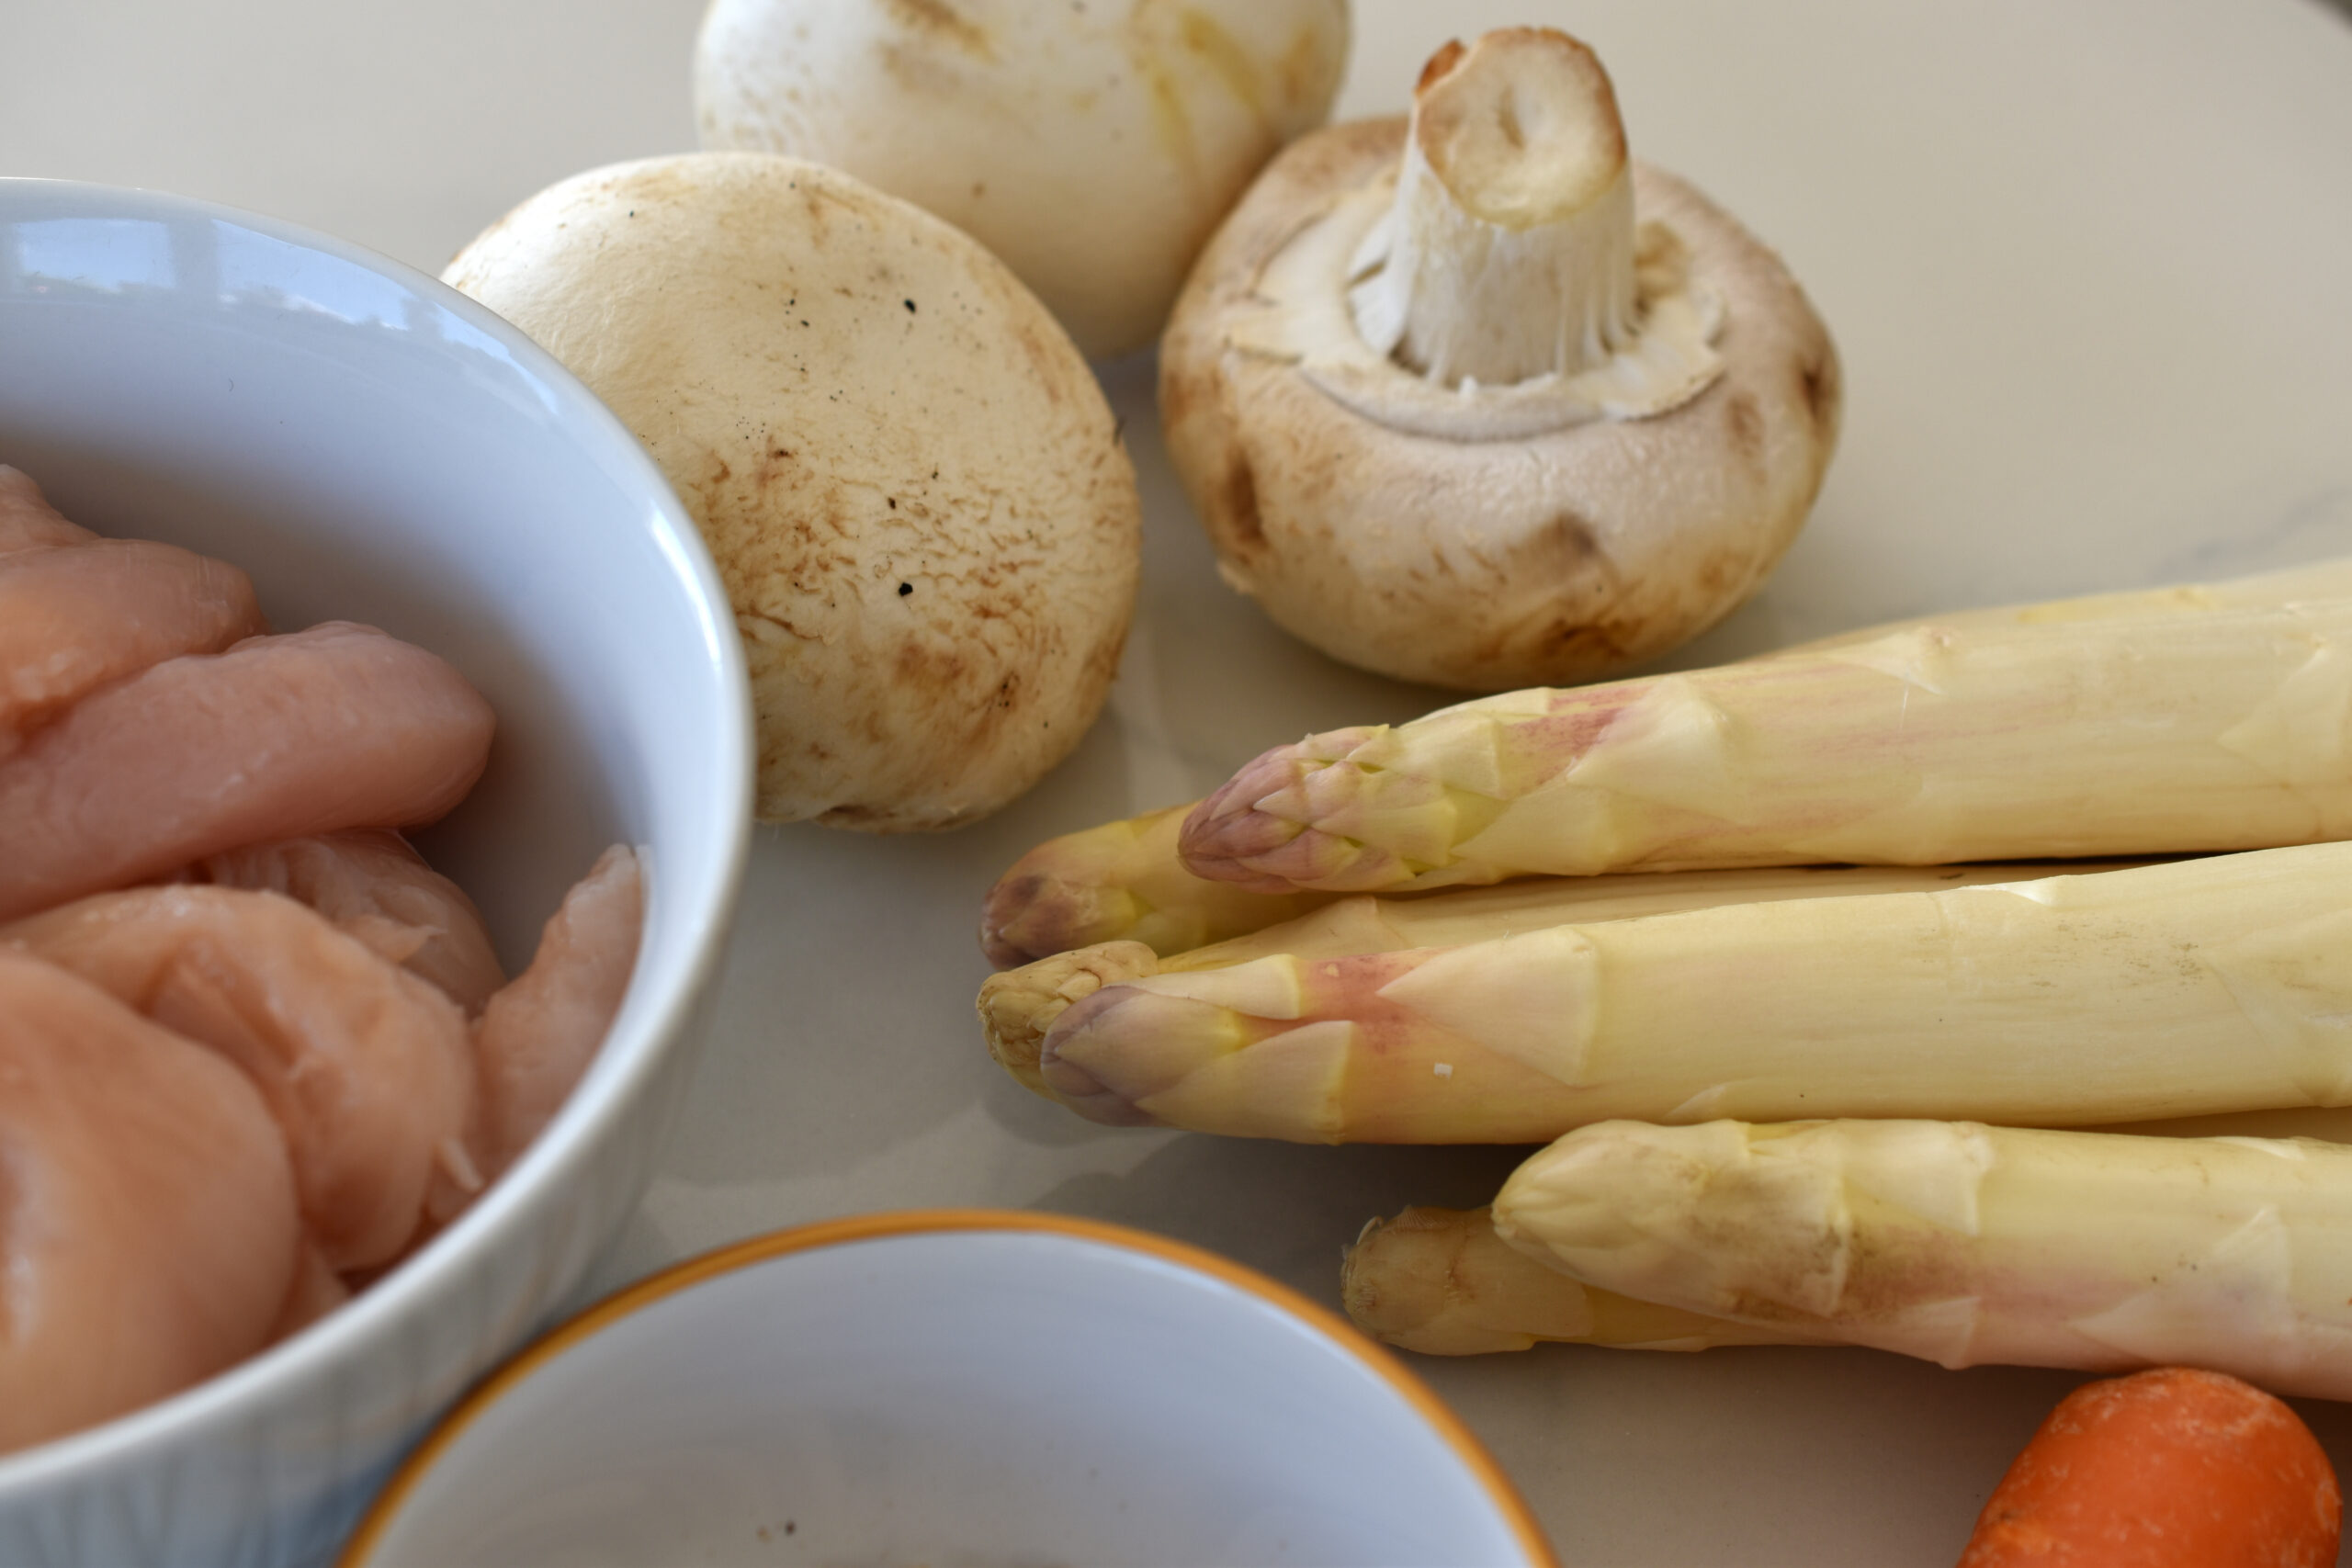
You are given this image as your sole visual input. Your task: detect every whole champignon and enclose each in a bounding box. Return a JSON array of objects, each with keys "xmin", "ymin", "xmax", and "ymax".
[
  {"xmin": 694, "ymin": 0, "xmax": 1351, "ymax": 361},
  {"xmin": 445, "ymin": 152, "xmax": 1140, "ymax": 830},
  {"xmin": 1159, "ymin": 28, "xmax": 1841, "ymax": 692}
]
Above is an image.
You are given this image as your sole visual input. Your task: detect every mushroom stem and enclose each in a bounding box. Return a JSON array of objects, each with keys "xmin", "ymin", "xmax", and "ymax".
[{"xmin": 1348, "ymin": 28, "xmax": 1637, "ymax": 389}]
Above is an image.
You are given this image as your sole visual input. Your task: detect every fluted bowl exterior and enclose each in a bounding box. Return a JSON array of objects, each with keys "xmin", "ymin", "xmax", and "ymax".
[{"xmin": 0, "ymin": 178, "xmax": 753, "ymax": 1567}]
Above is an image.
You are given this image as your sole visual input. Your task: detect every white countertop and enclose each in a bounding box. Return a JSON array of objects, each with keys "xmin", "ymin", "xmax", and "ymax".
[{"xmin": 12, "ymin": 2, "xmax": 2352, "ymax": 1561}]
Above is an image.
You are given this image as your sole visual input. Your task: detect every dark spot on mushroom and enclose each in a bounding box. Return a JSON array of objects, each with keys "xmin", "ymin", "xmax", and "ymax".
[
  {"xmin": 881, "ymin": 0, "xmax": 995, "ymax": 59},
  {"xmin": 905, "ymin": 299, "xmax": 917, "ymax": 313},
  {"xmin": 1159, "ymin": 367, "xmax": 1194, "ymax": 430},
  {"xmin": 893, "ymin": 637, "xmax": 967, "ymax": 691},
  {"xmin": 1223, "ymin": 456, "xmax": 1264, "ymax": 553},
  {"xmin": 1724, "ymin": 389, "xmax": 1765, "ymax": 472},
  {"xmin": 1416, "ymin": 39, "xmax": 1467, "ymax": 94},
  {"xmin": 899, "ymin": 581, "xmax": 914, "ymax": 595},
  {"xmin": 1799, "ymin": 351, "xmax": 1839, "ymax": 435},
  {"xmin": 888, "ymin": 496, "xmax": 898, "ymax": 508},
  {"xmin": 1542, "ymin": 621, "xmax": 1630, "ymax": 667},
  {"xmin": 1531, "ymin": 509, "xmax": 1605, "ymax": 572}
]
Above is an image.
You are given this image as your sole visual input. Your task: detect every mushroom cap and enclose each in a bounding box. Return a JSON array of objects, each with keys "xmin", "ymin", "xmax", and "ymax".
[
  {"xmin": 693, "ymin": 0, "xmax": 1350, "ymax": 360},
  {"xmin": 1159, "ymin": 118, "xmax": 1842, "ymax": 692},
  {"xmin": 445, "ymin": 152, "xmax": 1141, "ymax": 830}
]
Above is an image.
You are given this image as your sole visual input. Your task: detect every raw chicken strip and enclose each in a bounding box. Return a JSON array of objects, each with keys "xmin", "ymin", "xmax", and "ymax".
[
  {"xmin": 472, "ymin": 845, "xmax": 645, "ymax": 1178},
  {"xmin": 0, "ymin": 621, "xmax": 495, "ymax": 922},
  {"xmin": 0, "ymin": 951, "xmax": 301, "ymax": 1456},
  {"xmin": 182, "ymin": 829, "xmax": 506, "ymax": 1017},
  {"xmin": 2, "ymin": 536, "xmax": 266, "ymax": 757},
  {"xmin": 0, "ymin": 465, "xmax": 93, "ymax": 555},
  {"xmin": 268, "ymin": 1243, "xmax": 354, "ymax": 1344},
  {"xmin": 6, "ymin": 886, "xmax": 479, "ymax": 1270}
]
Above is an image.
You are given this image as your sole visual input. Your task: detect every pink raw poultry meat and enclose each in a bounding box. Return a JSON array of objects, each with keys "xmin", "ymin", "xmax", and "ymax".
[
  {"xmin": 1, "ymin": 536, "xmax": 267, "ymax": 758},
  {"xmin": 0, "ymin": 622, "xmax": 495, "ymax": 922},
  {"xmin": 6, "ymin": 886, "xmax": 480, "ymax": 1270},
  {"xmin": 472, "ymin": 844, "xmax": 644, "ymax": 1179},
  {"xmin": 181, "ymin": 829, "xmax": 507, "ymax": 1017},
  {"xmin": 0, "ymin": 951, "xmax": 302, "ymax": 1455},
  {"xmin": 0, "ymin": 465, "xmax": 93, "ymax": 555}
]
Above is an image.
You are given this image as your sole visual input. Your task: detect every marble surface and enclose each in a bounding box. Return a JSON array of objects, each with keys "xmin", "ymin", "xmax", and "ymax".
[{"xmin": 10, "ymin": 1, "xmax": 2352, "ymax": 1562}]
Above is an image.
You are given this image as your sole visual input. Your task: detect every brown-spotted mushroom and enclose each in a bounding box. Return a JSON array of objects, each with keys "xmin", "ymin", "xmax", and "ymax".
[
  {"xmin": 445, "ymin": 152, "xmax": 1141, "ymax": 829},
  {"xmin": 694, "ymin": 0, "xmax": 1351, "ymax": 361},
  {"xmin": 1159, "ymin": 27, "xmax": 1841, "ymax": 692}
]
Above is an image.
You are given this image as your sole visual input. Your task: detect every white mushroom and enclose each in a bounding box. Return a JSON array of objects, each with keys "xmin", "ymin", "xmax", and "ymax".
[
  {"xmin": 693, "ymin": 0, "xmax": 1351, "ymax": 361},
  {"xmin": 1160, "ymin": 28, "xmax": 1842, "ymax": 691},
  {"xmin": 445, "ymin": 152, "xmax": 1141, "ymax": 831}
]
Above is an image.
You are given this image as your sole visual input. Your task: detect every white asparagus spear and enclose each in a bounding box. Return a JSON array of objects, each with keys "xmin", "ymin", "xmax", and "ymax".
[
  {"xmin": 1492, "ymin": 1118, "xmax": 2352, "ymax": 1400},
  {"xmin": 1030, "ymin": 841, "xmax": 2352, "ymax": 1142},
  {"xmin": 1341, "ymin": 1204, "xmax": 1833, "ymax": 1356},
  {"xmin": 978, "ymin": 860, "xmax": 2140, "ymax": 1100},
  {"xmin": 978, "ymin": 558, "xmax": 2352, "ymax": 959},
  {"xmin": 1348, "ymin": 1101, "xmax": 2352, "ymax": 1358},
  {"xmin": 1179, "ymin": 593, "xmax": 2352, "ymax": 895}
]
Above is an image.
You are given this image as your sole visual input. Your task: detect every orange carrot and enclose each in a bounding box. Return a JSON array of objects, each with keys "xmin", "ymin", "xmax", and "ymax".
[{"xmin": 1958, "ymin": 1367, "xmax": 2340, "ymax": 1567}]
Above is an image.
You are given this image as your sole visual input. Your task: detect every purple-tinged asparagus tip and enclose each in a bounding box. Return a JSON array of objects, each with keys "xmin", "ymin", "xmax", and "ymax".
[
  {"xmin": 1180, "ymin": 743, "xmax": 1315, "ymax": 890},
  {"xmin": 1036, "ymin": 987, "xmax": 1166, "ymax": 1127},
  {"xmin": 978, "ymin": 870, "xmax": 1051, "ymax": 968}
]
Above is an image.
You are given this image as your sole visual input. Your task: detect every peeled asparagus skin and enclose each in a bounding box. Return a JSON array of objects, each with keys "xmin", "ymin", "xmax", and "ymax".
[
  {"xmin": 0, "ymin": 465, "xmax": 93, "ymax": 555},
  {"xmin": 0, "ymin": 621, "xmax": 496, "ymax": 922},
  {"xmin": 1178, "ymin": 594, "xmax": 2352, "ymax": 895},
  {"xmin": 0, "ymin": 951, "xmax": 301, "ymax": 1455},
  {"xmin": 469, "ymin": 845, "xmax": 643, "ymax": 1181},
  {"xmin": 5, "ymin": 886, "xmax": 478, "ymax": 1271},
  {"xmin": 979, "ymin": 862, "xmax": 2122, "ymax": 1104},
  {"xmin": 1341, "ymin": 1205, "xmax": 1830, "ymax": 1356},
  {"xmin": 978, "ymin": 804, "xmax": 1335, "ymax": 968},
  {"xmin": 1493, "ymin": 1118, "xmax": 2352, "ymax": 1400},
  {"xmin": 1, "ymin": 537, "xmax": 266, "ymax": 758},
  {"xmin": 1035, "ymin": 841, "xmax": 2352, "ymax": 1143},
  {"xmin": 182, "ymin": 828, "xmax": 506, "ymax": 1017}
]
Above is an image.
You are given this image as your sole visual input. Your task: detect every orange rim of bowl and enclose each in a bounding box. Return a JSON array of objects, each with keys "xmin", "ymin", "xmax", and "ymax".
[{"xmin": 338, "ymin": 1206, "xmax": 1560, "ymax": 1568}]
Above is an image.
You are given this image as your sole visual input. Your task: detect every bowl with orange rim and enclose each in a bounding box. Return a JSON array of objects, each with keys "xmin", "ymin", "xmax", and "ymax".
[{"xmin": 341, "ymin": 1209, "xmax": 1557, "ymax": 1568}]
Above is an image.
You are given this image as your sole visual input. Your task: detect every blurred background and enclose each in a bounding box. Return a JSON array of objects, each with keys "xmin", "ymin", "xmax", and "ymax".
[{"xmin": 10, "ymin": 0, "xmax": 2347, "ymax": 279}]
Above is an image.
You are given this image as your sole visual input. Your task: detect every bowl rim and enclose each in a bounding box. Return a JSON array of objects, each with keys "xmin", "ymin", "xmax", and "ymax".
[
  {"xmin": 337, "ymin": 1207, "xmax": 1564, "ymax": 1568},
  {"xmin": 0, "ymin": 176, "xmax": 755, "ymax": 1494}
]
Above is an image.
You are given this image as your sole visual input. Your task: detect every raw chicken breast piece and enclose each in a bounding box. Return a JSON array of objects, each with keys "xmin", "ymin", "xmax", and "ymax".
[
  {"xmin": 0, "ymin": 621, "xmax": 495, "ymax": 922},
  {"xmin": 0, "ymin": 951, "xmax": 301, "ymax": 1456},
  {"xmin": 6, "ymin": 886, "xmax": 479, "ymax": 1270},
  {"xmin": 2, "ymin": 536, "xmax": 267, "ymax": 758},
  {"xmin": 268, "ymin": 1242, "xmax": 354, "ymax": 1344},
  {"xmin": 182, "ymin": 829, "xmax": 506, "ymax": 1017},
  {"xmin": 472, "ymin": 844, "xmax": 645, "ymax": 1177},
  {"xmin": 0, "ymin": 465, "xmax": 94, "ymax": 555}
]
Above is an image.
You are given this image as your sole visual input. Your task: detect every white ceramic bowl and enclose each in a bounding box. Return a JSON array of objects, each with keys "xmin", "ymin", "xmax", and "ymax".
[
  {"xmin": 340, "ymin": 1210, "xmax": 1559, "ymax": 1568},
  {"xmin": 0, "ymin": 178, "xmax": 753, "ymax": 1566}
]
